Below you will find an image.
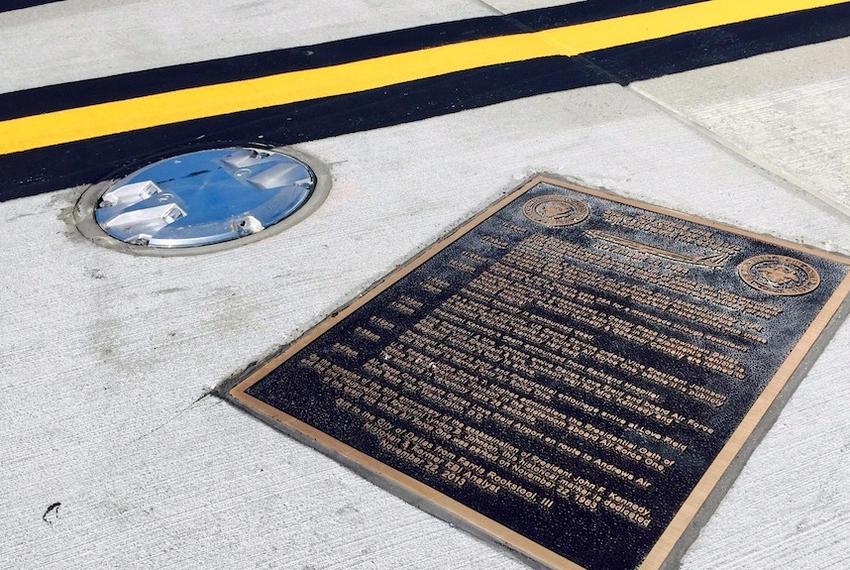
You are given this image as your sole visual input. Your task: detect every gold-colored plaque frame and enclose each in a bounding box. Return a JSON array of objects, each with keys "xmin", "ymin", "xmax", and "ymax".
[{"xmin": 226, "ymin": 176, "xmax": 850, "ymax": 570}]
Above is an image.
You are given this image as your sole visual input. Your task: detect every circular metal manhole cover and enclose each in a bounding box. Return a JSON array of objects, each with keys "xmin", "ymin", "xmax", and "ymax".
[{"xmin": 75, "ymin": 147, "xmax": 330, "ymax": 254}]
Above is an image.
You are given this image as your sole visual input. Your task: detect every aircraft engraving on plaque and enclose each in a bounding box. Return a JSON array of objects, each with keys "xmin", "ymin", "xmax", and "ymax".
[{"xmin": 227, "ymin": 176, "xmax": 850, "ymax": 570}]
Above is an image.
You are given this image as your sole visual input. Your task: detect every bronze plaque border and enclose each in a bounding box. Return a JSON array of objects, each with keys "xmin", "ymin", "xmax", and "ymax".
[{"xmin": 226, "ymin": 175, "xmax": 850, "ymax": 570}]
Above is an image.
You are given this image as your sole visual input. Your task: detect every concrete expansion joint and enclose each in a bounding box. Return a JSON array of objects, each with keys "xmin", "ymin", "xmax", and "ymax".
[
  {"xmin": 447, "ymin": 0, "xmax": 850, "ymax": 246},
  {"xmin": 628, "ymin": 83, "xmax": 850, "ymax": 224},
  {"xmin": 470, "ymin": 0, "xmax": 507, "ymax": 17}
]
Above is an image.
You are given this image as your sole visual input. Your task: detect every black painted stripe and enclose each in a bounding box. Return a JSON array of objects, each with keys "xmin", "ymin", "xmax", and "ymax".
[
  {"xmin": 0, "ymin": 0, "xmax": 700, "ymax": 121},
  {"xmin": 0, "ymin": 0, "xmax": 63, "ymax": 13},
  {"xmin": 0, "ymin": 57, "xmax": 607, "ymax": 199},
  {"xmin": 1, "ymin": 2, "xmax": 849, "ymax": 202}
]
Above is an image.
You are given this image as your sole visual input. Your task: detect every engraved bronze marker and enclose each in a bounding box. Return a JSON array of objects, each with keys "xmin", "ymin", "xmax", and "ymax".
[{"xmin": 225, "ymin": 176, "xmax": 850, "ymax": 570}]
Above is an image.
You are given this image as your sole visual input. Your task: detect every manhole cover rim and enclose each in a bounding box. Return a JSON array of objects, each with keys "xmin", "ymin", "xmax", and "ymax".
[{"xmin": 73, "ymin": 145, "xmax": 331, "ymax": 257}]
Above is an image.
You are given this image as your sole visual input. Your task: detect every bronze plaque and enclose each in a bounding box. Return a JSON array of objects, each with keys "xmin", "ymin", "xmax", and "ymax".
[{"xmin": 227, "ymin": 176, "xmax": 850, "ymax": 570}]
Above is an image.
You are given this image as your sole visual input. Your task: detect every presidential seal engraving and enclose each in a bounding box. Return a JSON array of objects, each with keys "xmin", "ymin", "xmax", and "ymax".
[
  {"xmin": 522, "ymin": 195, "xmax": 589, "ymax": 227},
  {"xmin": 738, "ymin": 254, "xmax": 820, "ymax": 296}
]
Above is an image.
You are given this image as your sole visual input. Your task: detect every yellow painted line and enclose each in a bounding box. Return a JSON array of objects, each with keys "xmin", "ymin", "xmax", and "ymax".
[{"xmin": 0, "ymin": 0, "xmax": 844, "ymax": 155}]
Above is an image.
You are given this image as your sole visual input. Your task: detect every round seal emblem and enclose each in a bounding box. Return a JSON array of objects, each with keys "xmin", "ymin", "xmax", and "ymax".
[
  {"xmin": 737, "ymin": 254, "xmax": 820, "ymax": 296},
  {"xmin": 522, "ymin": 195, "xmax": 589, "ymax": 227}
]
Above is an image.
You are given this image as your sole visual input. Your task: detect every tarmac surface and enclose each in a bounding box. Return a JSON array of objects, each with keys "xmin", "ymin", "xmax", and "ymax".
[{"xmin": 1, "ymin": 2, "xmax": 849, "ymax": 569}]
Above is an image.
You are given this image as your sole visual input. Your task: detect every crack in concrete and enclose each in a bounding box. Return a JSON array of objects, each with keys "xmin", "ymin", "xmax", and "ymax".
[{"xmin": 132, "ymin": 391, "xmax": 215, "ymax": 443}]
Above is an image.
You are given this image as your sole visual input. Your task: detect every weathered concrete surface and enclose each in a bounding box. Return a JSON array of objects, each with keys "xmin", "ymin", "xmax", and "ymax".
[
  {"xmin": 0, "ymin": 0, "xmax": 491, "ymax": 92},
  {"xmin": 1, "ymin": 2, "xmax": 849, "ymax": 569},
  {"xmin": 634, "ymin": 37, "xmax": 850, "ymax": 219}
]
